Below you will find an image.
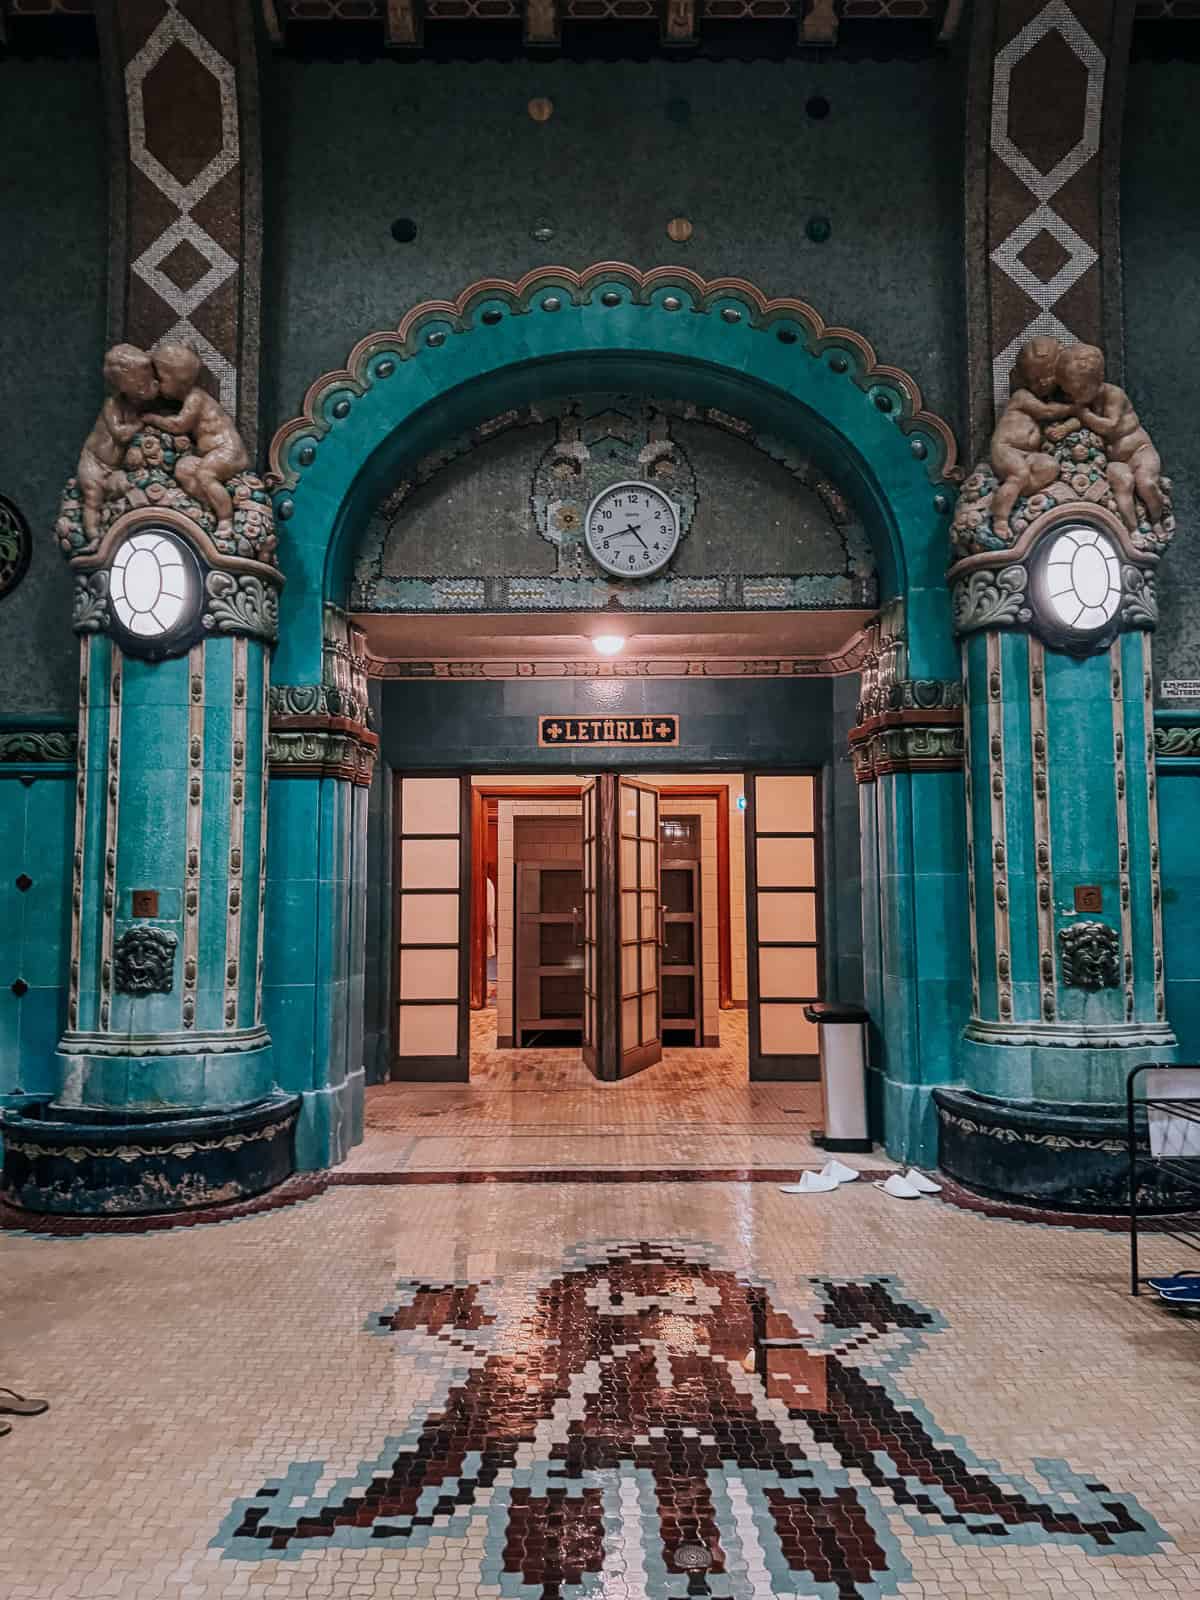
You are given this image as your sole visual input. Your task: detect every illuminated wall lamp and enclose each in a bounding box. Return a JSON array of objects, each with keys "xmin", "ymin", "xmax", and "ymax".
[{"xmin": 592, "ymin": 635, "xmax": 625, "ymax": 656}]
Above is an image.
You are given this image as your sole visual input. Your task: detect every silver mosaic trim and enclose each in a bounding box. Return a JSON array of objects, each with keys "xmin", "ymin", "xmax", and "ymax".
[
  {"xmin": 256, "ymin": 658, "xmax": 269, "ymax": 1026},
  {"xmin": 225, "ymin": 639, "xmax": 247, "ymax": 1028},
  {"xmin": 99, "ymin": 649, "xmax": 122, "ymax": 1032},
  {"xmin": 962, "ymin": 651, "xmax": 980, "ymax": 1015},
  {"xmin": 183, "ymin": 646, "xmax": 204, "ymax": 1030},
  {"xmin": 1143, "ymin": 637, "xmax": 1166, "ymax": 1022},
  {"xmin": 1110, "ymin": 645, "xmax": 1134, "ymax": 1024},
  {"xmin": 986, "ymin": 635, "xmax": 1013, "ymax": 1022},
  {"xmin": 937, "ymin": 1106, "xmax": 1126, "ymax": 1158},
  {"xmin": 1028, "ymin": 640, "xmax": 1055, "ymax": 1023},
  {"xmin": 67, "ymin": 638, "xmax": 91, "ymax": 1033},
  {"xmin": 5, "ymin": 1115, "xmax": 294, "ymax": 1167}
]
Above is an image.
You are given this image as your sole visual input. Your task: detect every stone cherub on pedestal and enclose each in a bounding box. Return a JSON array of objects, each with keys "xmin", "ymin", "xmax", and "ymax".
[
  {"xmin": 58, "ymin": 340, "xmax": 276, "ymax": 565},
  {"xmin": 952, "ymin": 336, "xmax": 1172, "ymax": 562}
]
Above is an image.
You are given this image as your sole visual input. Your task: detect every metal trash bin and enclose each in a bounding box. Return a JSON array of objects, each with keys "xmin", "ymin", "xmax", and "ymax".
[{"xmin": 804, "ymin": 1002, "xmax": 871, "ymax": 1153}]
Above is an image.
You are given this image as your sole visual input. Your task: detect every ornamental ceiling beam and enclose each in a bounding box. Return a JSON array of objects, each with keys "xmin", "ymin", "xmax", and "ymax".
[
  {"xmin": 98, "ymin": 0, "xmax": 264, "ymax": 455},
  {"xmin": 963, "ymin": 0, "xmax": 1133, "ymax": 462}
]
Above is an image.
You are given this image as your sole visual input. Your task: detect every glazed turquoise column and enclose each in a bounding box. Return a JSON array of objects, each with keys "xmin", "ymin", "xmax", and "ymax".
[
  {"xmin": 956, "ymin": 611, "xmax": 1172, "ymax": 1099},
  {"xmin": 851, "ymin": 606, "xmax": 970, "ymax": 1165},
  {"xmin": 54, "ymin": 509, "xmax": 282, "ymax": 1112},
  {"xmin": 263, "ymin": 610, "xmax": 376, "ymax": 1169}
]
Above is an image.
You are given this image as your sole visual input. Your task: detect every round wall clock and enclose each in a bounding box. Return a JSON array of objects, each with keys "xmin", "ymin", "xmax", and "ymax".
[
  {"xmin": 0, "ymin": 492, "xmax": 32, "ymax": 600},
  {"xmin": 584, "ymin": 481, "xmax": 680, "ymax": 579}
]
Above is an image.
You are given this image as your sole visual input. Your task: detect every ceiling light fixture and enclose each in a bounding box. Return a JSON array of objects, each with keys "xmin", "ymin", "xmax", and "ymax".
[{"xmin": 592, "ymin": 634, "xmax": 625, "ymax": 656}]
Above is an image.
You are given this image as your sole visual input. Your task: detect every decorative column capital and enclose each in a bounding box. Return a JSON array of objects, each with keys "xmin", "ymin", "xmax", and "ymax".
[
  {"xmin": 949, "ymin": 338, "xmax": 1172, "ymax": 657},
  {"xmin": 55, "ymin": 344, "xmax": 280, "ymax": 657},
  {"xmin": 268, "ymin": 612, "xmax": 378, "ymax": 786}
]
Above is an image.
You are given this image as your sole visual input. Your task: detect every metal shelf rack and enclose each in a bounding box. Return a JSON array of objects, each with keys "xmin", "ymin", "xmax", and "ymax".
[{"xmin": 1127, "ymin": 1063, "xmax": 1200, "ymax": 1295}]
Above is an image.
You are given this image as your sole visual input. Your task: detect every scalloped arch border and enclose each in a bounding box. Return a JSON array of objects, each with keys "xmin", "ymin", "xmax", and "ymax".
[{"xmin": 267, "ymin": 262, "xmax": 961, "ymax": 490}]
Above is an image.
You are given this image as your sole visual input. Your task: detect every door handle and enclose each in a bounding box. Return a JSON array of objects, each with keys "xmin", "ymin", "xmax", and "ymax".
[
  {"xmin": 658, "ymin": 902, "xmax": 667, "ymax": 949},
  {"xmin": 571, "ymin": 904, "xmax": 583, "ymax": 947}
]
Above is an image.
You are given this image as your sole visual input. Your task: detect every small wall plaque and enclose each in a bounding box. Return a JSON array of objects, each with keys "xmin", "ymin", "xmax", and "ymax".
[
  {"xmin": 132, "ymin": 889, "xmax": 159, "ymax": 918},
  {"xmin": 539, "ymin": 715, "xmax": 679, "ymax": 749},
  {"xmin": 1074, "ymin": 885, "xmax": 1102, "ymax": 913},
  {"xmin": 1162, "ymin": 680, "xmax": 1200, "ymax": 700}
]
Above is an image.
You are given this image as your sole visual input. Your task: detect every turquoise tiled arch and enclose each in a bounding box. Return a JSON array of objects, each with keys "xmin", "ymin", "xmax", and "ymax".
[{"xmin": 266, "ymin": 263, "xmax": 961, "ymax": 682}]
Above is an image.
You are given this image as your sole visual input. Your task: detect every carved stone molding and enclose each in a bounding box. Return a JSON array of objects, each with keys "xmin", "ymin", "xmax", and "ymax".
[
  {"xmin": 1154, "ymin": 724, "xmax": 1200, "ymax": 758},
  {"xmin": 0, "ymin": 492, "xmax": 32, "ymax": 601},
  {"xmin": 205, "ymin": 570, "xmax": 279, "ymax": 644},
  {"xmin": 268, "ymin": 721, "xmax": 380, "ymax": 787},
  {"xmin": 848, "ymin": 713, "xmax": 965, "ymax": 785},
  {"xmin": 0, "ymin": 729, "xmax": 78, "ymax": 768},
  {"xmin": 952, "ymin": 564, "xmax": 1031, "ymax": 635}
]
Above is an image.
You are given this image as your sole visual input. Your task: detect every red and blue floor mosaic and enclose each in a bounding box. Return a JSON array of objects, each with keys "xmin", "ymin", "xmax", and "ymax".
[{"xmin": 216, "ymin": 1240, "xmax": 1164, "ymax": 1597}]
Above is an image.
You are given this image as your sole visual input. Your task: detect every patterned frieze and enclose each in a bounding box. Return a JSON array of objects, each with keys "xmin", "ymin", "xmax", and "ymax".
[
  {"xmin": 99, "ymin": 0, "xmax": 262, "ymax": 442},
  {"xmin": 269, "ymin": 610, "xmax": 378, "ymax": 786},
  {"xmin": 0, "ymin": 729, "xmax": 78, "ymax": 768},
  {"xmin": 965, "ymin": 0, "xmax": 1132, "ymax": 453}
]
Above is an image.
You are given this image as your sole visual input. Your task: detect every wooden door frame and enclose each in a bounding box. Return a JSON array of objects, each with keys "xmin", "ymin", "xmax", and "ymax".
[
  {"xmin": 744, "ymin": 767, "xmax": 824, "ymax": 1082},
  {"xmin": 468, "ymin": 783, "xmax": 586, "ymax": 1009},
  {"xmin": 652, "ymin": 784, "xmax": 733, "ymax": 1010},
  {"xmin": 390, "ymin": 773, "xmax": 472, "ymax": 1082}
]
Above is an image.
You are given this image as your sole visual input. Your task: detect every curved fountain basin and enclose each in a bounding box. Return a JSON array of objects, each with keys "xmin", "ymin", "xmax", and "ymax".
[{"xmin": 0, "ymin": 1091, "xmax": 301, "ymax": 1216}]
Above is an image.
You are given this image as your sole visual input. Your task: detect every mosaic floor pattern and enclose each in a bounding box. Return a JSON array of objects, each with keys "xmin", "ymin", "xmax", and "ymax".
[
  {"xmin": 349, "ymin": 1011, "xmax": 849, "ymax": 1175},
  {"xmin": 3, "ymin": 1180, "xmax": 1200, "ymax": 1597}
]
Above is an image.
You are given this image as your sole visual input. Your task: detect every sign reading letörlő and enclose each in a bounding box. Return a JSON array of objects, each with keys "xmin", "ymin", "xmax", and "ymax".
[{"xmin": 538, "ymin": 715, "xmax": 679, "ymax": 748}]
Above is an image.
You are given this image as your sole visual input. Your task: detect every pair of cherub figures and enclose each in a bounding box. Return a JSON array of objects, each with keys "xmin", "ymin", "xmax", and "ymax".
[
  {"xmin": 77, "ymin": 341, "xmax": 248, "ymax": 539},
  {"xmin": 991, "ymin": 336, "xmax": 1164, "ymax": 540}
]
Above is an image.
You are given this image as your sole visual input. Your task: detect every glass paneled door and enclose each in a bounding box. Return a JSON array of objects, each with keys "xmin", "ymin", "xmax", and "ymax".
[
  {"xmin": 617, "ymin": 777, "xmax": 663, "ymax": 1077},
  {"xmin": 579, "ymin": 776, "xmax": 663, "ymax": 1080},
  {"xmin": 745, "ymin": 771, "xmax": 822, "ymax": 1080}
]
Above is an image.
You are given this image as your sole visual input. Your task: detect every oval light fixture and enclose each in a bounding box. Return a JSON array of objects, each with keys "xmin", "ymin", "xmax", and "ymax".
[{"xmin": 592, "ymin": 634, "xmax": 625, "ymax": 656}]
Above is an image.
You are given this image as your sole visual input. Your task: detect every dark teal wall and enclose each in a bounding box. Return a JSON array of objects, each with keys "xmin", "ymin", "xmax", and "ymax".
[
  {"xmin": 259, "ymin": 57, "xmax": 965, "ymax": 446},
  {"xmin": 379, "ymin": 675, "xmax": 833, "ymax": 771},
  {"xmin": 0, "ymin": 57, "xmax": 108, "ymax": 716},
  {"xmin": 1158, "ymin": 768, "xmax": 1200, "ymax": 1063},
  {"xmin": 1123, "ymin": 61, "xmax": 1200, "ymax": 695}
]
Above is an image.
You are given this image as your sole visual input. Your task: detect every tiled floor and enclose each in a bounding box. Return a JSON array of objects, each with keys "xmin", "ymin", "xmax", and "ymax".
[
  {"xmin": 3, "ymin": 1179, "xmax": 1200, "ymax": 1598},
  {"xmin": 346, "ymin": 1011, "xmax": 854, "ymax": 1175}
]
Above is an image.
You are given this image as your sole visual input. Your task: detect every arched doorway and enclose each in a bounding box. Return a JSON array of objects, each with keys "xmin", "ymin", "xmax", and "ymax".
[{"xmin": 262, "ymin": 264, "xmax": 966, "ymax": 1170}]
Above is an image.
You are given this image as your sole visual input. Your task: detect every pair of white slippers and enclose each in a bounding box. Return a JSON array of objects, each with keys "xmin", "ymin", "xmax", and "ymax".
[{"xmin": 779, "ymin": 1160, "xmax": 941, "ymax": 1198}]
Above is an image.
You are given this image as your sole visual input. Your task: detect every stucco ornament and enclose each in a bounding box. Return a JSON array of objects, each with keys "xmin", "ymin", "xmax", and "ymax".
[
  {"xmin": 0, "ymin": 492, "xmax": 32, "ymax": 599},
  {"xmin": 951, "ymin": 339, "xmax": 1173, "ymax": 563},
  {"xmin": 57, "ymin": 342, "xmax": 277, "ymax": 567},
  {"xmin": 949, "ymin": 339, "xmax": 1171, "ymax": 653},
  {"xmin": 1058, "ymin": 921, "xmax": 1120, "ymax": 991},
  {"xmin": 114, "ymin": 925, "xmax": 178, "ymax": 996}
]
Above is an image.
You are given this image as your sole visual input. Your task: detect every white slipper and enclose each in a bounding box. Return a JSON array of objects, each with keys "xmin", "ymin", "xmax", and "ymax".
[
  {"xmin": 780, "ymin": 1170, "xmax": 840, "ymax": 1195},
  {"xmin": 820, "ymin": 1158, "xmax": 860, "ymax": 1185},
  {"xmin": 874, "ymin": 1173, "xmax": 922, "ymax": 1200},
  {"xmin": 903, "ymin": 1168, "xmax": 942, "ymax": 1194}
]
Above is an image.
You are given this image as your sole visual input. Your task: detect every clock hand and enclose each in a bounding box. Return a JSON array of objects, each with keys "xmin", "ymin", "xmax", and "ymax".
[{"xmin": 620, "ymin": 523, "xmax": 649, "ymax": 550}]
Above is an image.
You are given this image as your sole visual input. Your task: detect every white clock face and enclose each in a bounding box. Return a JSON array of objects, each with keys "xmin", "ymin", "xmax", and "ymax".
[{"xmin": 584, "ymin": 481, "xmax": 680, "ymax": 579}]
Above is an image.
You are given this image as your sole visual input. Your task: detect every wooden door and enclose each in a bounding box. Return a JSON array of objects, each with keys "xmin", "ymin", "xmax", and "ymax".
[
  {"xmin": 745, "ymin": 771, "xmax": 822, "ymax": 1080},
  {"xmin": 391, "ymin": 775, "xmax": 470, "ymax": 1081},
  {"xmin": 617, "ymin": 776, "xmax": 662, "ymax": 1077},
  {"xmin": 515, "ymin": 862, "xmax": 585, "ymax": 1045}
]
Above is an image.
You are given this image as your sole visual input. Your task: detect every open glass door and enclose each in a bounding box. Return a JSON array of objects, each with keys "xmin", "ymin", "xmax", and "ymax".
[
  {"xmin": 617, "ymin": 776, "xmax": 662, "ymax": 1077},
  {"xmin": 580, "ymin": 778, "xmax": 600, "ymax": 1075}
]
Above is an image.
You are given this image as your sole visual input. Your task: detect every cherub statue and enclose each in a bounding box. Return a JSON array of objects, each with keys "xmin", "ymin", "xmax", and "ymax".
[
  {"xmin": 988, "ymin": 335, "xmax": 1079, "ymax": 539},
  {"xmin": 142, "ymin": 342, "xmax": 249, "ymax": 536},
  {"xmin": 1048, "ymin": 342, "xmax": 1166, "ymax": 537},
  {"xmin": 75, "ymin": 344, "xmax": 159, "ymax": 539}
]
